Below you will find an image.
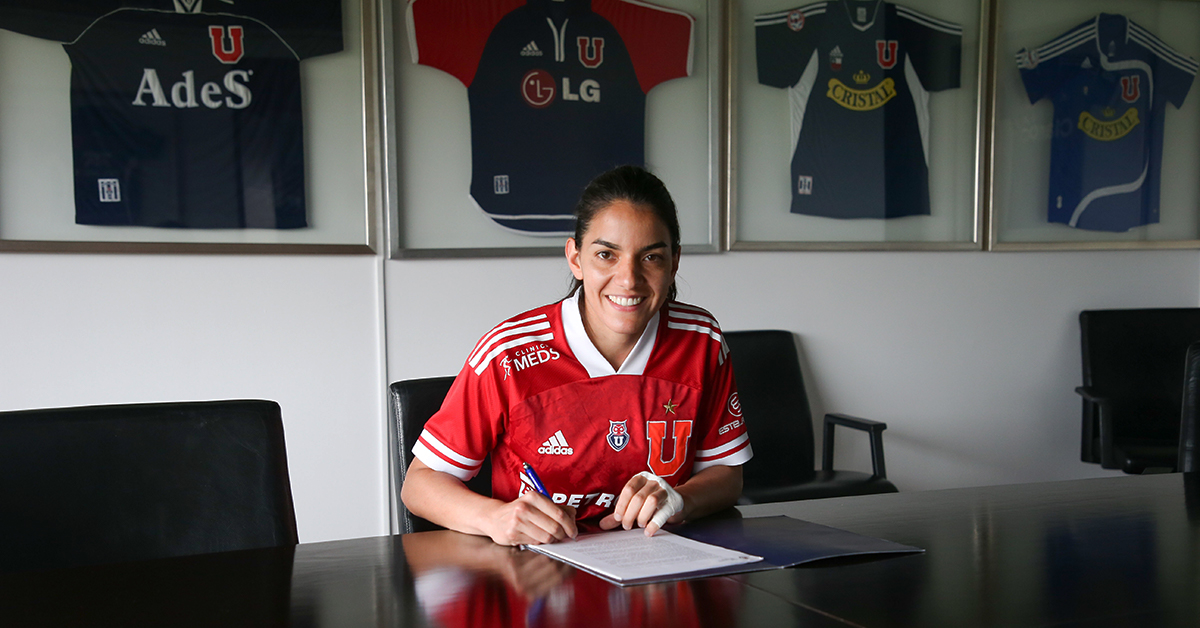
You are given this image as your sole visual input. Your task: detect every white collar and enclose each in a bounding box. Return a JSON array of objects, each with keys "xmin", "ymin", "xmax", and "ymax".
[{"xmin": 561, "ymin": 290, "xmax": 659, "ymax": 377}]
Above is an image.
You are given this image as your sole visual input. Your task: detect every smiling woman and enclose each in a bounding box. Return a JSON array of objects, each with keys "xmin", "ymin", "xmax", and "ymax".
[{"xmin": 400, "ymin": 166, "xmax": 753, "ymax": 547}]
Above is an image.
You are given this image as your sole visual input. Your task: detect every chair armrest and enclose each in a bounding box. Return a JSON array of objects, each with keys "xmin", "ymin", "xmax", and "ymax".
[
  {"xmin": 1075, "ymin": 387, "xmax": 1115, "ymax": 468},
  {"xmin": 822, "ymin": 413, "xmax": 889, "ymax": 478}
]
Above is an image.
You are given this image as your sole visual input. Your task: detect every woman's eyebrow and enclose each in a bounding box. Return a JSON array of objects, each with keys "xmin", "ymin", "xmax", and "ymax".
[{"xmin": 590, "ymin": 239, "xmax": 668, "ymax": 253}]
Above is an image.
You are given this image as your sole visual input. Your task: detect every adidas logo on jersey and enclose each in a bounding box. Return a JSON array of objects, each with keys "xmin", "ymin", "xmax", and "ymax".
[
  {"xmin": 520, "ymin": 41, "xmax": 543, "ymax": 57},
  {"xmin": 538, "ymin": 430, "xmax": 574, "ymax": 456},
  {"xmin": 138, "ymin": 29, "xmax": 167, "ymax": 46}
]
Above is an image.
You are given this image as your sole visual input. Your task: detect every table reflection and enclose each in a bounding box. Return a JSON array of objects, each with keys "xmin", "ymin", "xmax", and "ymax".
[{"xmin": 399, "ymin": 531, "xmax": 742, "ymax": 628}]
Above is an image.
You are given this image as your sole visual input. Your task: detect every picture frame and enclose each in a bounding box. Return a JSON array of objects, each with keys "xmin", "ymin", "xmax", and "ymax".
[
  {"xmin": 986, "ymin": 0, "xmax": 1200, "ymax": 251},
  {"xmin": 726, "ymin": 0, "xmax": 988, "ymax": 251},
  {"xmin": 380, "ymin": 0, "xmax": 725, "ymax": 258},
  {"xmin": 0, "ymin": 0, "xmax": 381, "ymax": 254}
]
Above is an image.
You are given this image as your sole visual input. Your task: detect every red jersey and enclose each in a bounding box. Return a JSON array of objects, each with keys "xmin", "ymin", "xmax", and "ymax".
[{"xmin": 413, "ymin": 293, "xmax": 753, "ymax": 524}]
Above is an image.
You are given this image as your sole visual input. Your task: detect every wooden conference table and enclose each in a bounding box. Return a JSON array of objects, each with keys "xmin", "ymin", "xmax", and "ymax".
[{"xmin": 4, "ymin": 473, "xmax": 1200, "ymax": 627}]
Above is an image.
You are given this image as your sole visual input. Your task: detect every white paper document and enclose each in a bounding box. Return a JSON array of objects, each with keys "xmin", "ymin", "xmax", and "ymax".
[{"xmin": 525, "ymin": 528, "xmax": 762, "ymax": 585}]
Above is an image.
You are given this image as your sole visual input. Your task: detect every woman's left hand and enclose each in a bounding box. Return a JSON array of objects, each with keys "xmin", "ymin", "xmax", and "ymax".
[{"xmin": 598, "ymin": 471, "xmax": 685, "ymax": 536}]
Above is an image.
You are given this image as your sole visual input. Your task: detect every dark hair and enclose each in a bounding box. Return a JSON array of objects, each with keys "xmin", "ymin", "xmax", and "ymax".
[{"xmin": 568, "ymin": 165, "xmax": 681, "ymax": 301}]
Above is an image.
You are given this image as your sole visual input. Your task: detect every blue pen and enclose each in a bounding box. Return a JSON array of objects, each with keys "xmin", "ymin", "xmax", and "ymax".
[{"xmin": 522, "ymin": 461, "xmax": 551, "ymax": 497}]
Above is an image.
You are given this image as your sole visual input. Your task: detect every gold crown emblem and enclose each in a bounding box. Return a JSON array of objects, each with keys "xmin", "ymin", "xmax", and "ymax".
[
  {"xmin": 853, "ymin": 70, "xmax": 870, "ymax": 85},
  {"xmin": 1102, "ymin": 107, "xmax": 1116, "ymax": 118}
]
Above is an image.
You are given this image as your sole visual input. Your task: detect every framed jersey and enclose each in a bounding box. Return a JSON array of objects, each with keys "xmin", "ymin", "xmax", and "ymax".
[
  {"xmin": 0, "ymin": 0, "xmax": 380, "ymax": 253},
  {"xmin": 727, "ymin": 0, "xmax": 986, "ymax": 250},
  {"xmin": 384, "ymin": 0, "xmax": 723, "ymax": 258},
  {"xmin": 988, "ymin": 0, "xmax": 1200, "ymax": 250}
]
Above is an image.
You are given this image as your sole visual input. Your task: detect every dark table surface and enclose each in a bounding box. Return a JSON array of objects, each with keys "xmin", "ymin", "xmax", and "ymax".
[{"xmin": 4, "ymin": 473, "xmax": 1198, "ymax": 627}]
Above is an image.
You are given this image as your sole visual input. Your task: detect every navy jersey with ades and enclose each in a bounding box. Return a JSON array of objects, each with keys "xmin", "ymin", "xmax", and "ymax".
[
  {"xmin": 408, "ymin": 0, "xmax": 693, "ymax": 235},
  {"xmin": 756, "ymin": 0, "xmax": 961, "ymax": 219},
  {"xmin": 1017, "ymin": 14, "xmax": 1197, "ymax": 232},
  {"xmin": 0, "ymin": 1, "xmax": 342, "ymax": 229}
]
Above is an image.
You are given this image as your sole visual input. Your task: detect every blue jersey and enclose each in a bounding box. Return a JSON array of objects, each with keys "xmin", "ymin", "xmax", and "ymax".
[
  {"xmin": 409, "ymin": 0, "xmax": 693, "ymax": 235},
  {"xmin": 1017, "ymin": 14, "xmax": 1197, "ymax": 232},
  {"xmin": 0, "ymin": 1, "xmax": 342, "ymax": 229},
  {"xmin": 756, "ymin": 1, "xmax": 961, "ymax": 219}
]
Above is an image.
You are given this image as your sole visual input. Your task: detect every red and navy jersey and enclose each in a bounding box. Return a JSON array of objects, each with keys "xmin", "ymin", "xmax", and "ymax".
[
  {"xmin": 0, "ymin": 1, "xmax": 342, "ymax": 229},
  {"xmin": 1016, "ymin": 14, "xmax": 1197, "ymax": 232},
  {"xmin": 756, "ymin": 0, "xmax": 961, "ymax": 219},
  {"xmin": 407, "ymin": 0, "xmax": 693, "ymax": 235},
  {"xmin": 413, "ymin": 293, "xmax": 753, "ymax": 525}
]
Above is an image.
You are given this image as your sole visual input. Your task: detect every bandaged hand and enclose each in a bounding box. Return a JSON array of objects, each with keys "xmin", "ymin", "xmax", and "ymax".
[
  {"xmin": 638, "ymin": 472, "xmax": 685, "ymax": 529},
  {"xmin": 600, "ymin": 471, "xmax": 685, "ymax": 536}
]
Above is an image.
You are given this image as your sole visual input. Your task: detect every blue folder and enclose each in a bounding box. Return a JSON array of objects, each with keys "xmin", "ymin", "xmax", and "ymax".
[{"xmin": 671, "ymin": 514, "xmax": 923, "ymax": 572}]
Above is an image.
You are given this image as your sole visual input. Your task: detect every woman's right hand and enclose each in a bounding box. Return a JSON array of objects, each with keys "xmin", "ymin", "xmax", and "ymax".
[
  {"xmin": 481, "ymin": 491, "xmax": 578, "ymax": 546},
  {"xmin": 401, "ymin": 458, "xmax": 577, "ymax": 545}
]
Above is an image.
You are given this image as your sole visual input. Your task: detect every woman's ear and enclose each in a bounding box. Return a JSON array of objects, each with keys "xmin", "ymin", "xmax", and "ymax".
[{"xmin": 566, "ymin": 238, "xmax": 584, "ymax": 280}]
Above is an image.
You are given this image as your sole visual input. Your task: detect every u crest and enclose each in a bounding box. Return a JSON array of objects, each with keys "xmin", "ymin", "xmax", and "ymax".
[
  {"xmin": 1120, "ymin": 76, "xmax": 1140, "ymax": 103},
  {"xmin": 209, "ymin": 25, "xmax": 245, "ymax": 64},
  {"xmin": 577, "ymin": 37, "xmax": 604, "ymax": 69},
  {"xmin": 875, "ymin": 40, "xmax": 898, "ymax": 69},
  {"xmin": 646, "ymin": 420, "xmax": 693, "ymax": 477}
]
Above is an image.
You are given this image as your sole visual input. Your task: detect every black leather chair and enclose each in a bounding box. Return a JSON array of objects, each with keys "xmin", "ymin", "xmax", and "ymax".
[
  {"xmin": 1179, "ymin": 342, "xmax": 1200, "ymax": 473},
  {"xmin": 725, "ymin": 330, "xmax": 897, "ymax": 504},
  {"xmin": 389, "ymin": 377, "xmax": 491, "ymax": 533},
  {"xmin": 1077, "ymin": 308, "xmax": 1200, "ymax": 473},
  {"xmin": 0, "ymin": 400, "xmax": 298, "ymax": 574}
]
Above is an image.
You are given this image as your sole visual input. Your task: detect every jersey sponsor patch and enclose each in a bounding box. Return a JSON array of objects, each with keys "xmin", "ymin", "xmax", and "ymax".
[
  {"xmin": 718, "ymin": 417, "xmax": 744, "ymax": 436},
  {"xmin": 521, "ymin": 69, "xmax": 556, "ymax": 108},
  {"xmin": 468, "ymin": 314, "xmax": 553, "ymax": 375}
]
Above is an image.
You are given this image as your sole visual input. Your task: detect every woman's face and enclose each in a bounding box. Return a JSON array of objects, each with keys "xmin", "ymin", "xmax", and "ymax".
[{"xmin": 566, "ymin": 200, "xmax": 679, "ymax": 355}]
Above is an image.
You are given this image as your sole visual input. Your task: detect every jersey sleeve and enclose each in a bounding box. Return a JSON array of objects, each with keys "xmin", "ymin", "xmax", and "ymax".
[
  {"xmin": 1129, "ymin": 20, "xmax": 1198, "ymax": 109},
  {"xmin": 754, "ymin": 3, "xmax": 822, "ymax": 89},
  {"xmin": 895, "ymin": 4, "xmax": 961, "ymax": 92},
  {"xmin": 0, "ymin": 0, "xmax": 114, "ymax": 42},
  {"xmin": 688, "ymin": 322, "xmax": 753, "ymax": 473},
  {"xmin": 412, "ymin": 361, "xmax": 506, "ymax": 482},
  {"xmin": 1016, "ymin": 18, "xmax": 1093, "ymax": 105},
  {"xmin": 406, "ymin": 0, "xmax": 523, "ymax": 87},
  {"xmin": 252, "ymin": 0, "xmax": 343, "ymax": 60},
  {"xmin": 592, "ymin": 0, "xmax": 694, "ymax": 94}
]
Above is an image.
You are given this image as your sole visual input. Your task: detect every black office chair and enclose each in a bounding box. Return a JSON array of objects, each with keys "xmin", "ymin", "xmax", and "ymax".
[
  {"xmin": 1179, "ymin": 342, "xmax": 1200, "ymax": 473},
  {"xmin": 389, "ymin": 377, "xmax": 492, "ymax": 533},
  {"xmin": 0, "ymin": 400, "xmax": 298, "ymax": 574},
  {"xmin": 725, "ymin": 330, "xmax": 897, "ymax": 504},
  {"xmin": 1077, "ymin": 308, "xmax": 1200, "ymax": 473}
]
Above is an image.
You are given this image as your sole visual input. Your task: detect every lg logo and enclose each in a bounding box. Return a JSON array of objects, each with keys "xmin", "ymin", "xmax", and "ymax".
[{"xmin": 521, "ymin": 70, "xmax": 601, "ymax": 109}]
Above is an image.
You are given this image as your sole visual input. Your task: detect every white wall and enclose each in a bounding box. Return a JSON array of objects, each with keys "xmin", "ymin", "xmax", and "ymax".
[
  {"xmin": 386, "ymin": 249, "xmax": 1200, "ymax": 493},
  {"xmin": 1, "ymin": 234, "xmax": 1192, "ymax": 545},
  {"xmin": 0, "ymin": 254, "xmax": 389, "ymax": 544}
]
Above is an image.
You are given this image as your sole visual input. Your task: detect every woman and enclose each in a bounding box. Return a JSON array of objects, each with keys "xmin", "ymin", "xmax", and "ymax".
[{"xmin": 401, "ymin": 166, "xmax": 752, "ymax": 546}]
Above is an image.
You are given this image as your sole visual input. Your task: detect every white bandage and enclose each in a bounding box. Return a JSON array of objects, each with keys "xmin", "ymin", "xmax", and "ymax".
[{"xmin": 634, "ymin": 471, "xmax": 684, "ymax": 529}]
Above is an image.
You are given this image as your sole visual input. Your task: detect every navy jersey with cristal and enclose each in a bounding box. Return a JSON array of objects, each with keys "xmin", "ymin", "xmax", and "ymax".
[
  {"xmin": 0, "ymin": 1, "xmax": 342, "ymax": 229},
  {"xmin": 756, "ymin": 0, "xmax": 961, "ymax": 219},
  {"xmin": 1017, "ymin": 14, "xmax": 1197, "ymax": 232},
  {"xmin": 409, "ymin": 0, "xmax": 693, "ymax": 235}
]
